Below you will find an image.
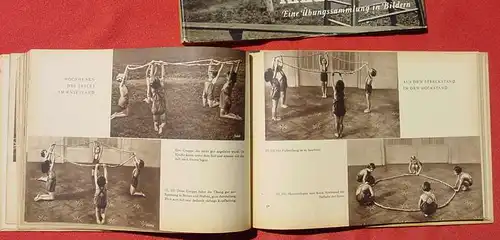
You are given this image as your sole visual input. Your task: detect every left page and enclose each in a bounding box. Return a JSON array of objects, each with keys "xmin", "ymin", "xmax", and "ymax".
[
  {"xmin": 2, "ymin": 53, "xmax": 24, "ymax": 230},
  {"xmin": 0, "ymin": 54, "xmax": 10, "ymax": 229},
  {"xmin": 18, "ymin": 47, "xmax": 251, "ymax": 233}
]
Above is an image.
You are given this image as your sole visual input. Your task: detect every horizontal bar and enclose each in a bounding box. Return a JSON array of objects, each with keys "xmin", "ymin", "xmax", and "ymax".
[
  {"xmin": 329, "ymin": 0, "xmax": 352, "ymax": 7},
  {"xmin": 183, "ymin": 22, "xmax": 424, "ymax": 34},
  {"xmin": 358, "ymin": 8, "xmax": 419, "ymax": 23},
  {"xmin": 327, "ymin": 18, "xmax": 352, "ymax": 27}
]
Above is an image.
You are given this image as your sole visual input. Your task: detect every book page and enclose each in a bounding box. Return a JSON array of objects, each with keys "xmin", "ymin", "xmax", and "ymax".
[
  {"xmin": 18, "ymin": 47, "xmax": 251, "ymax": 233},
  {"xmin": 0, "ymin": 54, "xmax": 9, "ymax": 229},
  {"xmin": 251, "ymin": 50, "xmax": 490, "ymax": 229},
  {"xmin": 2, "ymin": 53, "xmax": 24, "ymax": 230}
]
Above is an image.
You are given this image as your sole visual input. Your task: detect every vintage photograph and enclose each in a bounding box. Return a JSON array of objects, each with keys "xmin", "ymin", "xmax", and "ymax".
[
  {"xmin": 264, "ymin": 50, "xmax": 400, "ymax": 140},
  {"xmin": 110, "ymin": 47, "xmax": 246, "ymax": 141},
  {"xmin": 347, "ymin": 137, "xmax": 484, "ymax": 226},
  {"xmin": 24, "ymin": 137, "xmax": 161, "ymax": 230},
  {"xmin": 181, "ymin": 0, "xmax": 427, "ymax": 42}
]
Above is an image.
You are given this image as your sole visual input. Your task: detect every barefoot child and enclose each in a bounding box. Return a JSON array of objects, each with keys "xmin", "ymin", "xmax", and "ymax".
[
  {"xmin": 150, "ymin": 78, "xmax": 167, "ymax": 134},
  {"xmin": 130, "ymin": 156, "xmax": 146, "ymax": 197},
  {"xmin": 202, "ymin": 61, "xmax": 224, "ymax": 108},
  {"xmin": 408, "ymin": 155, "xmax": 422, "ymax": 175},
  {"xmin": 265, "ymin": 68, "xmax": 281, "ymax": 121},
  {"xmin": 453, "ymin": 166, "xmax": 473, "ymax": 192},
  {"xmin": 91, "ymin": 142, "xmax": 103, "ymax": 180},
  {"xmin": 332, "ymin": 72, "xmax": 346, "ymax": 138},
  {"xmin": 34, "ymin": 147, "xmax": 57, "ymax": 202},
  {"xmin": 94, "ymin": 164, "xmax": 108, "ymax": 224},
  {"xmin": 220, "ymin": 61, "xmax": 243, "ymax": 120},
  {"xmin": 355, "ymin": 175, "xmax": 375, "ymax": 206},
  {"xmin": 364, "ymin": 68, "xmax": 376, "ymax": 113},
  {"xmin": 356, "ymin": 163, "xmax": 376, "ymax": 183},
  {"xmin": 110, "ymin": 73, "xmax": 129, "ymax": 120},
  {"xmin": 273, "ymin": 57, "xmax": 288, "ymax": 109},
  {"xmin": 37, "ymin": 144, "xmax": 56, "ymax": 182},
  {"xmin": 319, "ymin": 54, "xmax": 329, "ymax": 98},
  {"xmin": 418, "ymin": 181, "xmax": 438, "ymax": 217}
]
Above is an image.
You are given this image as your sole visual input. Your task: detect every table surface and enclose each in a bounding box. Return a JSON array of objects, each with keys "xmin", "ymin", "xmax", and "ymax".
[{"xmin": 1, "ymin": 0, "xmax": 499, "ymax": 239}]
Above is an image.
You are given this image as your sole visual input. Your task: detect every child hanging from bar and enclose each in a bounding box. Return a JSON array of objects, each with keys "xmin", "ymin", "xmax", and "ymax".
[
  {"xmin": 453, "ymin": 166, "xmax": 473, "ymax": 192},
  {"xmin": 332, "ymin": 71, "xmax": 346, "ymax": 138},
  {"xmin": 219, "ymin": 60, "xmax": 243, "ymax": 120},
  {"xmin": 364, "ymin": 68, "xmax": 377, "ymax": 113},
  {"xmin": 144, "ymin": 62, "xmax": 163, "ymax": 104},
  {"xmin": 150, "ymin": 72, "xmax": 167, "ymax": 135},
  {"xmin": 319, "ymin": 53, "xmax": 329, "ymax": 99},
  {"xmin": 34, "ymin": 144, "xmax": 57, "ymax": 202},
  {"xmin": 37, "ymin": 143, "xmax": 56, "ymax": 182},
  {"xmin": 91, "ymin": 141, "xmax": 103, "ymax": 181},
  {"xmin": 94, "ymin": 163, "xmax": 108, "ymax": 224},
  {"xmin": 203, "ymin": 60, "xmax": 224, "ymax": 108},
  {"xmin": 273, "ymin": 56, "xmax": 288, "ymax": 109},
  {"xmin": 264, "ymin": 66, "xmax": 281, "ymax": 121},
  {"xmin": 110, "ymin": 72, "xmax": 130, "ymax": 120},
  {"xmin": 418, "ymin": 181, "xmax": 438, "ymax": 217},
  {"xmin": 408, "ymin": 155, "xmax": 423, "ymax": 175},
  {"xmin": 130, "ymin": 155, "xmax": 146, "ymax": 197}
]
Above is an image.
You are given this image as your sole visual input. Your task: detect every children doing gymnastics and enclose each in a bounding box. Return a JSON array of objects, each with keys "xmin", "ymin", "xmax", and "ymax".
[
  {"xmin": 130, "ymin": 156, "xmax": 146, "ymax": 197},
  {"xmin": 273, "ymin": 56, "xmax": 288, "ymax": 109},
  {"xmin": 355, "ymin": 175, "xmax": 375, "ymax": 206},
  {"xmin": 332, "ymin": 72, "xmax": 346, "ymax": 138},
  {"xmin": 203, "ymin": 61, "xmax": 224, "ymax": 108},
  {"xmin": 150, "ymin": 76, "xmax": 167, "ymax": 134},
  {"xmin": 93, "ymin": 164, "xmax": 108, "ymax": 224},
  {"xmin": 418, "ymin": 181, "xmax": 437, "ymax": 217},
  {"xmin": 34, "ymin": 144, "xmax": 57, "ymax": 202},
  {"xmin": 37, "ymin": 143, "xmax": 56, "ymax": 182},
  {"xmin": 408, "ymin": 155, "xmax": 423, "ymax": 175},
  {"xmin": 453, "ymin": 166, "xmax": 473, "ymax": 192},
  {"xmin": 110, "ymin": 73, "xmax": 130, "ymax": 120},
  {"xmin": 356, "ymin": 163, "xmax": 376, "ymax": 183},
  {"xmin": 319, "ymin": 54, "xmax": 329, "ymax": 99},
  {"xmin": 91, "ymin": 141, "xmax": 103, "ymax": 181},
  {"xmin": 364, "ymin": 68, "xmax": 376, "ymax": 113},
  {"xmin": 219, "ymin": 60, "xmax": 243, "ymax": 120}
]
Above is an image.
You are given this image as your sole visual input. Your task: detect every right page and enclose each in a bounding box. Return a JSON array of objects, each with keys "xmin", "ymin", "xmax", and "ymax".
[{"xmin": 251, "ymin": 50, "xmax": 493, "ymax": 230}]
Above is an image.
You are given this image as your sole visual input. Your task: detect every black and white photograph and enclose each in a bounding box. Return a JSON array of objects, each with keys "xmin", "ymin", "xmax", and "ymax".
[
  {"xmin": 263, "ymin": 50, "xmax": 400, "ymax": 140},
  {"xmin": 181, "ymin": 0, "xmax": 427, "ymax": 43},
  {"xmin": 110, "ymin": 47, "xmax": 246, "ymax": 141},
  {"xmin": 24, "ymin": 136, "xmax": 161, "ymax": 230},
  {"xmin": 347, "ymin": 137, "xmax": 484, "ymax": 226}
]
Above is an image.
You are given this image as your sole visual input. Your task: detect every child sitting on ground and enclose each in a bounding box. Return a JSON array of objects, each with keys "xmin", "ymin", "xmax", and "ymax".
[
  {"xmin": 355, "ymin": 175, "xmax": 375, "ymax": 206},
  {"xmin": 418, "ymin": 181, "xmax": 438, "ymax": 217},
  {"xmin": 408, "ymin": 155, "xmax": 422, "ymax": 175},
  {"xmin": 356, "ymin": 163, "xmax": 376, "ymax": 183},
  {"xmin": 453, "ymin": 166, "xmax": 473, "ymax": 192}
]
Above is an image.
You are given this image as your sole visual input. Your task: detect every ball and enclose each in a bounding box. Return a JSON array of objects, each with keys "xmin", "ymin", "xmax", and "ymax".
[{"xmin": 370, "ymin": 68, "xmax": 377, "ymax": 77}]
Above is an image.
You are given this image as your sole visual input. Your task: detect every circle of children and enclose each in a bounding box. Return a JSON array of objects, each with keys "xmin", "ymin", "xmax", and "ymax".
[
  {"xmin": 264, "ymin": 53, "xmax": 376, "ymax": 139},
  {"xmin": 110, "ymin": 58, "xmax": 243, "ymax": 134},
  {"xmin": 33, "ymin": 141, "xmax": 147, "ymax": 225},
  {"xmin": 355, "ymin": 156, "xmax": 474, "ymax": 217}
]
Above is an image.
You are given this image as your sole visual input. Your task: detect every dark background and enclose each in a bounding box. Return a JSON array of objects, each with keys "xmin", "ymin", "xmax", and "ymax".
[{"xmin": 1, "ymin": 0, "xmax": 499, "ymax": 239}]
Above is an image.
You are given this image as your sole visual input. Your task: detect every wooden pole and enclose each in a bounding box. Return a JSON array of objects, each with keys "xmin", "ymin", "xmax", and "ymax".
[
  {"xmin": 351, "ymin": 0, "xmax": 359, "ymax": 26},
  {"xmin": 386, "ymin": 0, "xmax": 398, "ymax": 26},
  {"xmin": 324, "ymin": 0, "xmax": 331, "ymax": 25}
]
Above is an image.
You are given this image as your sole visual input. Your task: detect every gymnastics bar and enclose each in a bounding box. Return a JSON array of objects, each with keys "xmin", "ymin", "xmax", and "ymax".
[{"xmin": 182, "ymin": 22, "xmax": 425, "ymax": 41}]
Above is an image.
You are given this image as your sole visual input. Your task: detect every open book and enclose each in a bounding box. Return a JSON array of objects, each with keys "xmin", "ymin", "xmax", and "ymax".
[
  {"xmin": 0, "ymin": 48, "xmax": 493, "ymax": 233},
  {"xmin": 180, "ymin": 0, "xmax": 428, "ymax": 43}
]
